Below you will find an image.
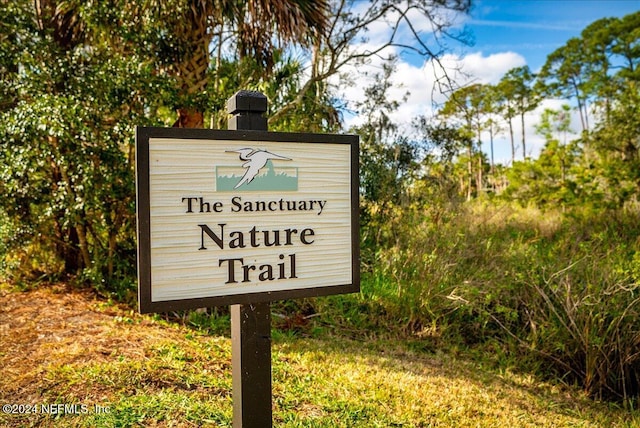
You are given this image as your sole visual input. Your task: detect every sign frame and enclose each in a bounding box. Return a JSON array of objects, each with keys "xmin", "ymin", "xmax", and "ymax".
[{"xmin": 136, "ymin": 126, "xmax": 360, "ymax": 313}]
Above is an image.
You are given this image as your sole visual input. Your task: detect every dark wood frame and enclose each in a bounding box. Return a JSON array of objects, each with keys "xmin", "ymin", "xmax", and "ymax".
[{"xmin": 136, "ymin": 126, "xmax": 360, "ymax": 313}]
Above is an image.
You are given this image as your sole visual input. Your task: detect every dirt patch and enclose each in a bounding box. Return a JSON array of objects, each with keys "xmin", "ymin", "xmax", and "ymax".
[{"xmin": 0, "ymin": 284, "xmax": 188, "ymax": 403}]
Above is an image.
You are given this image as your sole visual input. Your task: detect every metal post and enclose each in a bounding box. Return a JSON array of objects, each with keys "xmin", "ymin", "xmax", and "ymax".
[{"xmin": 227, "ymin": 90, "xmax": 272, "ymax": 428}]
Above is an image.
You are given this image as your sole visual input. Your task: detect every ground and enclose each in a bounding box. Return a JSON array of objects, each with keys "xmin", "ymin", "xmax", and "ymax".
[{"xmin": 0, "ymin": 283, "xmax": 637, "ymax": 427}]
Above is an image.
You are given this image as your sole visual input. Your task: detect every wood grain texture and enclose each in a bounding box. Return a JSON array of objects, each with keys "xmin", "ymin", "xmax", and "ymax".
[{"xmin": 148, "ymin": 138, "xmax": 353, "ymax": 302}]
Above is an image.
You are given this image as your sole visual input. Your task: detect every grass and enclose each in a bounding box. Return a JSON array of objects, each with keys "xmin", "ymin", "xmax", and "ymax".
[
  {"xmin": 1, "ymin": 282, "xmax": 639, "ymax": 427},
  {"xmin": 362, "ymin": 200, "xmax": 640, "ymax": 401}
]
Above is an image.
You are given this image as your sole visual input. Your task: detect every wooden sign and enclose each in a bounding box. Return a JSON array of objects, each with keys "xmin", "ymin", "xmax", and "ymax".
[{"xmin": 136, "ymin": 127, "xmax": 359, "ymax": 313}]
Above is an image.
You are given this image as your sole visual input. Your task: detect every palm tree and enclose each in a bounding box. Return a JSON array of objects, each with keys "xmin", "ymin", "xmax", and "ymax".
[
  {"xmin": 34, "ymin": 0, "xmax": 86, "ymax": 49},
  {"xmin": 167, "ymin": 0, "xmax": 330, "ymax": 128}
]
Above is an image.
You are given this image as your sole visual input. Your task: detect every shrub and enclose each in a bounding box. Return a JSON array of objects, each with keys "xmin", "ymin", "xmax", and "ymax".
[
  {"xmin": 515, "ymin": 209, "xmax": 640, "ymax": 402},
  {"xmin": 361, "ymin": 199, "xmax": 640, "ymax": 402}
]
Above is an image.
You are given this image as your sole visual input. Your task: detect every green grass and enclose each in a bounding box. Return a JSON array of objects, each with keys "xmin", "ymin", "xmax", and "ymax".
[
  {"xmin": 358, "ymin": 201, "xmax": 640, "ymax": 402},
  {"xmin": 1, "ymin": 283, "xmax": 638, "ymax": 427},
  {"xmin": 8, "ymin": 335, "xmax": 640, "ymax": 427},
  {"xmin": 3, "ymin": 201, "xmax": 640, "ymax": 426}
]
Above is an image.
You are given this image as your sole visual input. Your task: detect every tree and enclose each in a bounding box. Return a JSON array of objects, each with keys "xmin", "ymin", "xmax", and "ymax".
[
  {"xmin": 498, "ymin": 66, "xmax": 539, "ymax": 160},
  {"xmin": 536, "ymin": 105, "xmax": 572, "ymax": 146},
  {"xmin": 539, "ymin": 38, "xmax": 592, "ymax": 133},
  {"xmin": 0, "ymin": 0, "xmax": 474, "ymax": 290},
  {"xmin": 269, "ymin": 0, "xmax": 472, "ymax": 127},
  {"xmin": 477, "ymin": 84, "xmax": 503, "ymax": 183},
  {"xmin": 536, "ymin": 11, "xmax": 640, "ymax": 208},
  {"xmin": 356, "ymin": 60, "xmax": 416, "ymax": 202},
  {"xmin": 535, "ymin": 105, "xmax": 573, "ymax": 188},
  {"xmin": 0, "ymin": 1, "xmax": 165, "ymax": 288},
  {"xmin": 111, "ymin": 0, "xmax": 331, "ymax": 129},
  {"xmin": 582, "ymin": 82, "xmax": 640, "ymax": 208},
  {"xmin": 355, "ymin": 60, "xmax": 422, "ymax": 247},
  {"xmin": 440, "ymin": 83, "xmax": 488, "ymax": 199},
  {"xmin": 504, "ymin": 143, "xmax": 579, "ymax": 210},
  {"xmin": 579, "ymin": 12, "xmax": 640, "ymax": 125}
]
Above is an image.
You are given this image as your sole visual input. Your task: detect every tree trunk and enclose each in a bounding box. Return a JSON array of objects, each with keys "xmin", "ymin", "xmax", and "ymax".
[
  {"xmin": 467, "ymin": 141, "xmax": 473, "ymax": 201},
  {"xmin": 75, "ymin": 221, "xmax": 91, "ymax": 270},
  {"xmin": 171, "ymin": 0, "xmax": 213, "ymax": 130},
  {"xmin": 172, "ymin": 108, "xmax": 204, "ymax": 128},
  {"xmin": 63, "ymin": 224, "xmax": 81, "ymax": 274},
  {"xmin": 476, "ymin": 127, "xmax": 483, "ymax": 194},
  {"xmin": 477, "ymin": 155, "xmax": 483, "ymax": 195},
  {"xmin": 489, "ymin": 126, "xmax": 495, "ymax": 191},
  {"xmin": 520, "ymin": 112, "xmax": 527, "ymax": 159},
  {"xmin": 508, "ymin": 117, "xmax": 515, "ymax": 163}
]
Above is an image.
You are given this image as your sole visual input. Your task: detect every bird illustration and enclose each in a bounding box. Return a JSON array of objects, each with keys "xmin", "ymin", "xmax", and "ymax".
[{"xmin": 226, "ymin": 148, "xmax": 291, "ymax": 189}]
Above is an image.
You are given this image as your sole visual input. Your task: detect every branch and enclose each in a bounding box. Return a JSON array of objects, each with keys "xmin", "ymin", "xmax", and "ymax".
[{"xmin": 270, "ymin": 0, "xmax": 471, "ymax": 125}]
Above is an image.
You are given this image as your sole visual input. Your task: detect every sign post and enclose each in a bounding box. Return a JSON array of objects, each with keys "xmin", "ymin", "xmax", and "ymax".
[
  {"xmin": 135, "ymin": 90, "xmax": 359, "ymax": 427},
  {"xmin": 228, "ymin": 90, "xmax": 273, "ymax": 428}
]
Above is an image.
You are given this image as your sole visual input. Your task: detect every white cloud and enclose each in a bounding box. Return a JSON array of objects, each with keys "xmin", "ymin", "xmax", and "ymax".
[
  {"xmin": 322, "ymin": 4, "xmax": 546, "ymax": 161},
  {"xmin": 333, "ymin": 46, "xmax": 588, "ymax": 165},
  {"xmin": 456, "ymin": 51, "xmax": 526, "ymax": 84},
  {"xmin": 338, "ymin": 50, "xmax": 527, "ymax": 133}
]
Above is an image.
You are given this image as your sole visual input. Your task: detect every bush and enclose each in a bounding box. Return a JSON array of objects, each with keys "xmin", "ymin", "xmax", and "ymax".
[
  {"xmin": 361, "ymin": 200, "xmax": 640, "ymax": 402},
  {"xmin": 515, "ymin": 209, "xmax": 640, "ymax": 402}
]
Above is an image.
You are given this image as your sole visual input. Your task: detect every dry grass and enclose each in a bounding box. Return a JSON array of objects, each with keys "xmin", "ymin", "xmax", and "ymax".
[
  {"xmin": 0, "ymin": 283, "xmax": 638, "ymax": 427},
  {"xmin": 0, "ymin": 284, "xmax": 199, "ymax": 400}
]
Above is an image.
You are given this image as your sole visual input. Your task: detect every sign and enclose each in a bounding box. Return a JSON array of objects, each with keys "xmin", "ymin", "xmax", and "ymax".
[{"xmin": 136, "ymin": 127, "xmax": 359, "ymax": 313}]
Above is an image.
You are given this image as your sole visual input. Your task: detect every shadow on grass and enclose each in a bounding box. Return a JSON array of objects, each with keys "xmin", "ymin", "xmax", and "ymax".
[{"xmin": 0, "ymin": 284, "xmax": 636, "ymax": 427}]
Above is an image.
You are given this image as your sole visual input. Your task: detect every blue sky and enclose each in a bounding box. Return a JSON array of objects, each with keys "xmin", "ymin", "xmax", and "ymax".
[
  {"xmin": 463, "ymin": 0, "xmax": 639, "ymax": 161},
  {"xmin": 467, "ymin": 0, "xmax": 640, "ymax": 72},
  {"xmin": 341, "ymin": 0, "xmax": 639, "ymax": 163}
]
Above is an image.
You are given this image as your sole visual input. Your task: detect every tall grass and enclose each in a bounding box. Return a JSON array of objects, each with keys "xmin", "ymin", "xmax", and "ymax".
[
  {"xmin": 516, "ymin": 209, "xmax": 640, "ymax": 403},
  {"xmin": 359, "ymin": 200, "xmax": 640, "ymax": 402}
]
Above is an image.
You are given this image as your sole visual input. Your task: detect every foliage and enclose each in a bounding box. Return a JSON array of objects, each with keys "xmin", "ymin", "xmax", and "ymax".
[
  {"xmin": 504, "ymin": 106, "xmax": 579, "ymax": 208},
  {"xmin": 1, "ymin": 0, "xmax": 640, "ymax": 407},
  {"xmin": 515, "ymin": 209, "xmax": 640, "ymax": 402},
  {"xmin": 352, "ymin": 11, "xmax": 640, "ymax": 399},
  {"xmin": 502, "ymin": 12, "xmax": 640, "ymax": 210},
  {"xmin": 0, "ymin": 2, "xmax": 168, "ymax": 297},
  {"xmin": 494, "ymin": 66, "xmax": 539, "ymax": 162},
  {"xmin": 358, "ymin": 198, "xmax": 640, "ymax": 402},
  {"xmin": 352, "ymin": 59, "xmax": 423, "ymax": 253},
  {"xmin": 2, "ymin": 284, "xmax": 638, "ymax": 427},
  {"xmin": 538, "ymin": 12, "xmax": 640, "ymax": 133}
]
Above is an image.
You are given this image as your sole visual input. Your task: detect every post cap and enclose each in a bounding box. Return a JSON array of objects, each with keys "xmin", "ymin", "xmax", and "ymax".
[{"xmin": 227, "ymin": 90, "xmax": 268, "ymax": 115}]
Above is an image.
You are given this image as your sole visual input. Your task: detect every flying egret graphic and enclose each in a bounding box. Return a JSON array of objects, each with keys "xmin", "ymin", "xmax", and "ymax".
[{"xmin": 226, "ymin": 148, "xmax": 292, "ymax": 189}]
